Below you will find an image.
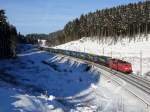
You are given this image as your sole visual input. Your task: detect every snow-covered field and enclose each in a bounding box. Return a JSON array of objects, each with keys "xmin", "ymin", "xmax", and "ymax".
[
  {"xmin": 0, "ymin": 44, "xmax": 148, "ymax": 112},
  {"xmin": 55, "ymin": 34, "xmax": 150, "ymax": 77}
]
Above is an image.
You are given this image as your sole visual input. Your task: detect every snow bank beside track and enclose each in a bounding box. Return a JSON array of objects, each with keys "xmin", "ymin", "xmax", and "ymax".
[{"xmin": 55, "ymin": 34, "xmax": 150, "ymax": 77}]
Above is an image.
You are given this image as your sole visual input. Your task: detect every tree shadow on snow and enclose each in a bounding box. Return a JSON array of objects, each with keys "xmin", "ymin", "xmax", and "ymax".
[
  {"xmin": 0, "ymin": 49, "xmax": 100, "ymax": 111},
  {"xmin": 43, "ymin": 54, "xmax": 100, "ymax": 111}
]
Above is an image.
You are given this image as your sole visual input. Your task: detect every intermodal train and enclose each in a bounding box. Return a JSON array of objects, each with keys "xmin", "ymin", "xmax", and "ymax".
[{"xmin": 40, "ymin": 47, "xmax": 133, "ymax": 74}]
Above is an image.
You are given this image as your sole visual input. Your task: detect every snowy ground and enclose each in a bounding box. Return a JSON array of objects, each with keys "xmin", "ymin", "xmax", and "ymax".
[
  {"xmin": 55, "ymin": 34, "xmax": 150, "ymax": 77},
  {"xmin": 0, "ymin": 44, "xmax": 147, "ymax": 112}
]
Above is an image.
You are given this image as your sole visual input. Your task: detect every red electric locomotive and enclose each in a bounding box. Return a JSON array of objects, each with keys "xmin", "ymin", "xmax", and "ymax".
[{"xmin": 108, "ymin": 59, "xmax": 132, "ymax": 73}]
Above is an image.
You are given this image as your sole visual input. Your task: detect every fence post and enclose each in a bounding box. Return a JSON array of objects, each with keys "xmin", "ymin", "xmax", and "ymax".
[{"xmin": 103, "ymin": 48, "xmax": 104, "ymax": 55}]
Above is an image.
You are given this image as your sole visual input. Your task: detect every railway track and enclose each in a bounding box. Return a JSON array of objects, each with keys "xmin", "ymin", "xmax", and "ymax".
[
  {"xmin": 94, "ymin": 63, "xmax": 150, "ymax": 95},
  {"xmin": 130, "ymin": 73, "xmax": 150, "ymax": 84},
  {"xmin": 116, "ymin": 73, "xmax": 150, "ymax": 94}
]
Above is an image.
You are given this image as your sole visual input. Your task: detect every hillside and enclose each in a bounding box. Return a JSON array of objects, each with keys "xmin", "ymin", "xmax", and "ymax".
[
  {"xmin": 55, "ymin": 34, "xmax": 150, "ymax": 77},
  {"xmin": 63, "ymin": 1, "xmax": 150, "ymax": 43}
]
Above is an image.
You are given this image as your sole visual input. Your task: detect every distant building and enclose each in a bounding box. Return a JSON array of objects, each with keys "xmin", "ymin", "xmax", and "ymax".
[{"xmin": 38, "ymin": 39, "xmax": 47, "ymax": 47}]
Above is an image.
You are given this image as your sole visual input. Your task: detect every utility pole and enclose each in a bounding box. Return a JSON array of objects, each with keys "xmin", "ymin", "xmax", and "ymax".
[
  {"xmin": 140, "ymin": 51, "xmax": 143, "ymax": 76},
  {"xmin": 111, "ymin": 48, "xmax": 112, "ymax": 58},
  {"xmin": 103, "ymin": 48, "xmax": 104, "ymax": 55},
  {"xmin": 145, "ymin": 0, "xmax": 148, "ymax": 37}
]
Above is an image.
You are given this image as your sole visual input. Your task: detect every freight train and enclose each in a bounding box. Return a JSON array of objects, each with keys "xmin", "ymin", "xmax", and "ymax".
[{"xmin": 40, "ymin": 47, "xmax": 133, "ymax": 74}]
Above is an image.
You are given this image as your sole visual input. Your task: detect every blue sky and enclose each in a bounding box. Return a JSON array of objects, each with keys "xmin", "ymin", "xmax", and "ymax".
[{"xmin": 0, "ymin": 0, "xmax": 142, "ymax": 35}]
